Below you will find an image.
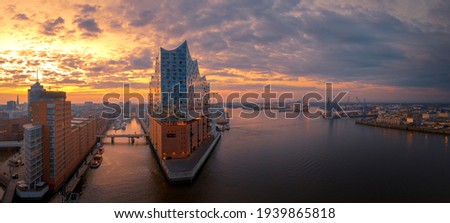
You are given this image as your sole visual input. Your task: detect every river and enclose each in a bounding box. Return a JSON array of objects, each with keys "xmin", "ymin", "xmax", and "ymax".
[{"xmin": 76, "ymin": 108, "xmax": 450, "ymax": 202}]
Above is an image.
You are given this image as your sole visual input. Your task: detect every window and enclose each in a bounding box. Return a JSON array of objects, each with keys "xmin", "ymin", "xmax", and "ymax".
[{"xmin": 167, "ymin": 133, "xmax": 176, "ymax": 138}]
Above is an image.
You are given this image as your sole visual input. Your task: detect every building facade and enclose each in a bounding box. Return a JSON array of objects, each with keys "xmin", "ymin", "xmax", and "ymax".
[
  {"xmin": 28, "ymin": 80, "xmax": 45, "ymax": 120},
  {"xmin": 22, "ymin": 124, "xmax": 44, "ymax": 189},
  {"xmin": 32, "ymin": 99, "xmax": 71, "ymax": 190},
  {"xmin": 24, "ymin": 81, "xmax": 100, "ymax": 191},
  {"xmin": 0, "ymin": 116, "xmax": 29, "ymax": 141},
  {"xmin": 149, "ymin": 41, "xmax": 215, "ymax": 159}
]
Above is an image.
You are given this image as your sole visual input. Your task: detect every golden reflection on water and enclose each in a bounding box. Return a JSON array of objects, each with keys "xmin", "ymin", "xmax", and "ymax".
[{"xmin": 445, "ymin": 136, "xmax": 448, "ymax": 152}]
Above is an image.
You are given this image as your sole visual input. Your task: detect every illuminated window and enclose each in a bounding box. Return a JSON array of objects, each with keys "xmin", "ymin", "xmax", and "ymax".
[{"xmin": 167, "ymin": 133, "xmax": 176, "ymax": 138}]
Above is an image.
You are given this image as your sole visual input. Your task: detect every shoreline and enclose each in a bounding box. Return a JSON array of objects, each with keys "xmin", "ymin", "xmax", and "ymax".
[{"xmin": 355, "ymin": 120, "xmax": 450, "ymax": 135}]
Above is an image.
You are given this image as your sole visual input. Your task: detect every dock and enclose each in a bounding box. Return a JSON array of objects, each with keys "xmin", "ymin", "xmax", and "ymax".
[{"xmin": 156, "ymin": 133, "xmax": 221, "ymax": 183}]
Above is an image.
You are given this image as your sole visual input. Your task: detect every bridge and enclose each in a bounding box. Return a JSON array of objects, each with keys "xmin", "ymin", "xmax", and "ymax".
[
  {"xmin": 96, "ymin": 134, "xmax": 149, "ymax": 144},
  {"xmin": 0, "ymin": 141, "xmax": 22, "ymax": 149}
]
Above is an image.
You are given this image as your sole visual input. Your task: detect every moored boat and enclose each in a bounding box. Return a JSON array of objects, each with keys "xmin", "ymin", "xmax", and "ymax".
[{"xmin": 90, "ymin": 154, "xmax": 103, "ymax": 168}]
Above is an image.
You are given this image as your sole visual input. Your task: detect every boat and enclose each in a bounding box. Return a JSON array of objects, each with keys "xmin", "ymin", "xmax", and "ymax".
[
  {"xmin": 90, "ymin": 154, "xmax": 103, "ymax": 168},
  {"xmin": 224, "ymin": 124, "xmax": 230, "ymax": 130}
]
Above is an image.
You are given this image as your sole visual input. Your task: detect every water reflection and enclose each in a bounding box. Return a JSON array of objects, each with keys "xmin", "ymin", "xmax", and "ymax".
[{"xmin": 78, "ymin": 109, "xmax": 450, "ymax": 202}]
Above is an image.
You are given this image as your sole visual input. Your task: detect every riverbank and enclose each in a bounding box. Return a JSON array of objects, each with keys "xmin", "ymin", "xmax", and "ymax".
[
  {"xmin": 50, "ymin": 148, "xmax": 99, "ymax": 203},
  {"xmin": 356, "ymin": 119, "xmax": 450, "ymax": 135}
]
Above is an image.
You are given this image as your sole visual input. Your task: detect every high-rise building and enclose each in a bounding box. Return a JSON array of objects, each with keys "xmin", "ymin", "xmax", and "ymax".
[
  {"xmin": 16, "ymin": 123, "xmax": 50, "ymax": 198},
  {"xmin": 149, "ymin": 41, "xmax": 215, "ymax": 160},
  {"xmin": 28, "ymin": 80, "xmax": 45, "ymax": 120},
  {"xmin": 149, "ymin": 40, "xmax": 210, "ymax": 118},
  {"xmin": 22, "ymin": 124, "xmax": 44, "ymax": 188},
  {"xmin": 32, "ymin": 92, "xmax": 71, "ymax": 190}
]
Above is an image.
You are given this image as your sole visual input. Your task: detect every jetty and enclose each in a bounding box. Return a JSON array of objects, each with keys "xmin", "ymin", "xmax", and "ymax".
[{"xmin": 156, "ymin": 133, "xmax": 221, "ymax": 183}]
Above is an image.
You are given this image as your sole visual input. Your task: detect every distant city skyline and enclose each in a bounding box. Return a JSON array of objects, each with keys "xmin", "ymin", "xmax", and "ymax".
[{"xmin": 1, "ymin": 0, "xmax": 450, "ymax": 103}]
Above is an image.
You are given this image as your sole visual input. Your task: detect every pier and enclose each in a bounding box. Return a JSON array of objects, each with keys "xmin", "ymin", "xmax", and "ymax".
[{"xmin": 156, "ymin": 133, "xmax": 221, "ymax": 183}]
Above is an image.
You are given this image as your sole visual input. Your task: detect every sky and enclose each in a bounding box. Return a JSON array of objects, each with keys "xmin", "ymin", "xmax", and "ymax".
[{"xmin": 0, "ymin": 0, "xmax": 449, "ymax": 103}]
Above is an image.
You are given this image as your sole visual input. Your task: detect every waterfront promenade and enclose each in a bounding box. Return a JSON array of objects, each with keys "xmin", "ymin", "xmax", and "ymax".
[
  {"xmin": 50, "ymin": 147, "xmax": 100, "ymax": 203},
  {"xmin": 356, "ymin": 119, "xmax": 450, "ymax": 135}
]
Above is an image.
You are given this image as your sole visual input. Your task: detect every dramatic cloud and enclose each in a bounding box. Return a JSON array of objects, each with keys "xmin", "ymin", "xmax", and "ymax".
[
  {"xmin": 12, "ymin": 13, "xmax": 28, "ymax": 20},
  {"xmin": 41, "ymin": 17, "xmax": 65, "ymax": 35},
  {"xmin": 1, "ymin": 0, "xmax": 449, "ymax": 103},
  {"xmin": 128, "ymin": 48, "xmax": 152, "ymax": 69},
  {"xmin": 129, "ymin": 10, "xmax": 154, "ymax": 27},
  {"xmin": 74, "ymin": 18, "xmax": 102, "ymax": 37},
  {"xmin": 77, "ymin": 4, "xmax": 98, "ymax": 14}
]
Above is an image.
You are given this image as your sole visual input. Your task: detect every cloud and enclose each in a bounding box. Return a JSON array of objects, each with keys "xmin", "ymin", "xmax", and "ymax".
[
  {"xmin": 12, "ymin": 13, "xmax": 29, "ymax": 20},
  {"xmin": 41, "ymin": 17, "xmax": 65, "ymax": 35},
  {"xmin": 129, "ymin": 10, "xmax": 154, "ymax": 27},
  {"xmin": 74, "ymin": 18, "xmax": 102, "ymax": 37},
  {"xmin": 127, "ymin": 48, "xmax": 152, "ymax": 70},
  {"xmin": 56, "ymin": 77, "xmax": 86, "ymax": 85},
  {"xmin": 1, "ymin": 0, "xmax": 450, "ymax": 102},
  {"xmin": 77, "ymin": 4, "xmax": 98, "ymax": 14}
]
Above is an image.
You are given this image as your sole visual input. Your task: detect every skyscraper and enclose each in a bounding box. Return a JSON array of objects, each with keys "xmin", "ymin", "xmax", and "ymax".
[
  {"xmin": 22, "ymin": 124, "xmax": 44, "ymax": 188},
  {"xmin": 16, "ymin": 123, "xmax": 50, "ymax": 198},
  {"xmin": 28, "ymin": 80, "xmax": 45, "ymax": 120},
  {"xmin": 32, "ymin": 91, "xmax": 71, "ymax": 190},
  {"xmin": 149, "ymin": 41, "xmax": 215, "ymax": 160},
  {"xmin": 21, "ymin": 82, "xmax": 98, "ymax": 195},
  {"xmin": 149, "ymin": 40, "xmax": 210, "ymax": 118}
]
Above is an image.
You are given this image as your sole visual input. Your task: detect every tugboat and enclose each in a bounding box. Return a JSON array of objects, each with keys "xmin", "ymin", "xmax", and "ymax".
[{"xmin": 90, "ymin": 154, "xmax": 103, "ymax": 168}]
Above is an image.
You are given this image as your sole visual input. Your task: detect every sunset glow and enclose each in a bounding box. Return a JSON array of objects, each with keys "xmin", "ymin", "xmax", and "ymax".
[{"xmin": 1, "ymin": 0, "xmax": 449, "ymax": 103}]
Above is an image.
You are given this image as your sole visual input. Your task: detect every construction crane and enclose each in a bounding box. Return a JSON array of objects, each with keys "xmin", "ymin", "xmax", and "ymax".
[
  {"xmin": 356, "ymin": 96, "xmax": 367, "ymax": 118},
  {"xmin": 346, "ymin": 96, "xmax": 350, "ymax": 110}
]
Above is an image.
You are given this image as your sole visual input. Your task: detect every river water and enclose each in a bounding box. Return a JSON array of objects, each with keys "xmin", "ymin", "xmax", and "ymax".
[{"xmin": 75, "ymin": 108, "xmax": 450, "ymax": 202}]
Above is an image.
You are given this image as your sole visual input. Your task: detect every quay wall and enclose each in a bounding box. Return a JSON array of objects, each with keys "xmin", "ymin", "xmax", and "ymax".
[{"xmin": 355, "ymin": 120, "xmax": 450, "ymax": 135}]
